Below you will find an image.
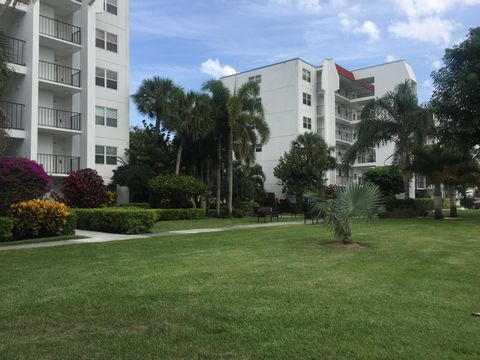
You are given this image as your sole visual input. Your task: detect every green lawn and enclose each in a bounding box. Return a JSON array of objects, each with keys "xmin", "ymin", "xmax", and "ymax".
[
  {"xmin": 152, "ymin": 215, "xmax": 301, "ymax": 232},
  {"xmin": 0, "ymin": 235, "xmax": 86, "ymax": 247},
  {"xmin": 1, "ymin": 212, "xmax": 479, "ymax": 359}
]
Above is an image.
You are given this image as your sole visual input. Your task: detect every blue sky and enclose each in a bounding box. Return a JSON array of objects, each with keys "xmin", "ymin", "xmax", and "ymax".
[{"xmin": 130, "ymin": 0, "xmax": 480, "ymax": 126}]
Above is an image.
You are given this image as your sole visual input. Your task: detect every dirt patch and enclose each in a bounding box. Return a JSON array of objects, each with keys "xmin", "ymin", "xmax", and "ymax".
[{"xmin": 325, "ymin": 242, "xmax": 368, "ymax": 250}]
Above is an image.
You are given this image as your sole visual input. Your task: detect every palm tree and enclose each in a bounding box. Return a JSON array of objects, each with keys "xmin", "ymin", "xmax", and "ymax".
[
  {"xmin": 132, "ymin": 77, "xmax": 179, "ymax": 137},
  {"xmin": 166, "ymin": 90, "xmax": 212, "ymax": 175},
  {"xmin": 343, "ymin": 80, "xmax": 433, "ymax": 198},
  {"xmin": 305, "ymin": 183, "xmax": 383, "ymax": 245},
  {"xmin": 233, "ymin": 160, "xmax": 266, "ymax": 202},
  {"xmin": 202, "ymin": 80, "xmax": 230, "ymax": 216},
  {"xmin": 226, "ymin": 81, "xmax": 270, "ymax": 216}
]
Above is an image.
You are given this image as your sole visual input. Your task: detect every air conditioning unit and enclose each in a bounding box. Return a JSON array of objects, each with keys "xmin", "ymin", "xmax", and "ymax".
[{"xmin": 351, "ymin": 93, "xmax": 357, "ymax": 99}]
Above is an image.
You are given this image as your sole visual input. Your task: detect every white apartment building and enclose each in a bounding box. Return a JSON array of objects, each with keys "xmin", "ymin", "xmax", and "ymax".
[
  {"xmin": 221, "ymin": 58, "xmax": 417, "ymax": 199},
  {"xmin": 0, "ymin": 0, "xmax": 129, "ymax": 185}
]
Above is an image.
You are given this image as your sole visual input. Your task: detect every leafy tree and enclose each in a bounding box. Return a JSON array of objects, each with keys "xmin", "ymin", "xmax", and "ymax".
[
  {"xmin": 166, "ymin": 90, "xmax": 212, "ymax": 175},
  {"xmin": 344, "ymin": 80, "xmax": 433, "ymax": 198},
  {"xmin": 430, "ymin": 27, "xmax": 480, "ymax": 156},
  {"xmin": 62, "ymin": 169, "xmax": 107, "ymax": 208},
  {"xmin": 111, "ymin": 164, "xmax": 154, "ymax": 203},
  {"xmin": 305, "ymin": 183, "xmax": 383, "ymax": 245},
  {"xmin": 233, "ymin": 160, "xmax": 266, "ymax": 203},
  {"xmin": 226, "ymin": 81, "xmax": 270, "ymax": 216},
  {"xmin": 148, "ymin": 174, "xmax": 207, "ymax": 209},
  {"xmin": 364, "ymin": 166, "xmax": 404, "ymax": 197},
  {"xmin": 274, "ymin": 132, "xmax": 335, "ymax": 204},
  {"xmin": 131, "ymin": 77, "xmax": 179, "ymax": 137}
]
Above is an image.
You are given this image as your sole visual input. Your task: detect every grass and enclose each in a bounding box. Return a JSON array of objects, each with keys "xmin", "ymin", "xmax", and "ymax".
[
  {"xmin": 0, "ymin": 212, "xmax": 479, "ymax": 359},
  {"xmin": 152, "ymin": 215, "xmax": 301, "ymax": 233},
  {"xmin": 0, "ymin": 235, "xmax": 86, "ymax": 247}
]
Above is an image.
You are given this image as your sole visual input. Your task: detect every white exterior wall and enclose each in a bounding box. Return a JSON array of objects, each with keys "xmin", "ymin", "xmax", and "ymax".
[
  {"xmin": 221, "ymin": 58, "xmax": 417, "ymax": 199},
  {"xmin": 0, "ymin": 0, "xmax": 129, "ymax": 184}
]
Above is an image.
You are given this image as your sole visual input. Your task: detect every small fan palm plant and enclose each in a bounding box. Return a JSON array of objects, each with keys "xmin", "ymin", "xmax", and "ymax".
[{"xmin": 305, "ymin": 183, "xmax": 383, "ymax": 245}]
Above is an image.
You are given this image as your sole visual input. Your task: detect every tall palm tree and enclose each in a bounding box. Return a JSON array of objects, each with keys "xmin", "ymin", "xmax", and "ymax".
[
  {"xmin": 165, "ymin": 90, "xmax": 212, "ymax": 175},
  {"xmin": 305, "ymin": 183, "xmax": 383, "ymax": 245},
  {"xmin": 233, "ymin": 160, "xmax": 266, "ymax": 202},
  {"xmin": 131, "ymin": 77, "xmax": 179, "ymax": 137},
  {"xmin": 343, "ymin": 80, "xmax": 433, "ymax": 198},
  {"xmin": 226, "ymin": 81, "xmax": 270, "ymax": 216},
  {"xmin": 202, "ymin": 80, "xmax": 230, "ymax": 216}
]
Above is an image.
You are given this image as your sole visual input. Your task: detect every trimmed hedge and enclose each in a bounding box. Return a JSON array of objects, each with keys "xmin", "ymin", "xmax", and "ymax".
[
  {"xmin": 60, "ymin": 212, "xmax": 77, "ymax": 236},
  {"xmin": 73, "ymin": 208, "xmax": 156, "ymax": 234},
  {"xmin": 381, "ymin": 197, "xmax": 435, "ymax": 218},
  {"xmin": 0, "ymin": 217, "xmax": 13, "ymax": 242},
  {"xmin": 151, "ymin": 208, "xmax": 205, "ymax": 221},
  {"xmin": 115, "ymin": 203, "xmax": 150, "ymax": 209}
]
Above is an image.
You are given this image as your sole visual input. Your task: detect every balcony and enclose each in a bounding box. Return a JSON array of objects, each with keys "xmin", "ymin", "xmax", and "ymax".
[
  {"xmin": 337, "ymin": 176, "xmax": 354, "ymax": 186},
  {"xmin": 40, "ymin": 0, "xmax": 82, "ymax": 16},
  {"xmin": 39, "ymin": 15, "xmax": 81, "ymax": 55},
  {"xmin": 37, "ymin": 154, "xmax": 80, "ymax": 175},
  {"xmin": 336, "ymin": 130, "xmax": 354, "ymax": 143},
  {"xmin": 356, "ymin": 153, "xmax": 376, "ymax": 164},
  {"xmin": 38, "ymin": 107, "xmax": 81, "ymax": 131},
  {"xmin": 38, "ymin": 61, "xmax": 81, "ymax": 93},
  {"xmin": 0, "ymin": 100, "xmax": 25, "ymax": 130},
  {"xmin": 1, "ymin": 35, "xmax": 26, "ymax": 66}
]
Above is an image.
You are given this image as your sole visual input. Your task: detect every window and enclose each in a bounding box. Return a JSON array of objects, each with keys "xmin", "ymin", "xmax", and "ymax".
[
  {"xmin": 96, "ymin": 29, "xmax": 118, "ymax": 53},
  {"xmin": 96, "ymin": 67, "xmax": 118, "ymax": 90},
  {"xmin": 96, "ymin": 106, "xmax": 118, "ymax": 127},
  {"xmin": 256, "ymin": 97, "xmax": 262, "ymax": 104},
  {"xmin": 302, "ymin": 68, "xmax": 311, "ymax": 82},
  {"xmin": 248, "ymin": 74, "xmax": 261, "ymax": 84},
  {"xmin": 303, "ymin": 116, "xmax": 312, "ymax": 130},
  {"xmin": 255, "ymin": 144, "xmax": 262, "ymax": 152},
  {"xmin": 104, "ymin": 0, "xmax": 118, "ymax": 15},
  {"xmin": 96, "ymin": 145, "xmax": 117, "ymax": 165},
  {"xmin": 303, "ymin": 92, "xmax": 311, "ymax": 106}
]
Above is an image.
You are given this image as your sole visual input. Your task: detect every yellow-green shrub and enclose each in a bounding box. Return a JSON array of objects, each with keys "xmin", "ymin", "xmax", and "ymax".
[{"xmin": 10, "ymin": 200, "xmax": 70, "ymax": 239}]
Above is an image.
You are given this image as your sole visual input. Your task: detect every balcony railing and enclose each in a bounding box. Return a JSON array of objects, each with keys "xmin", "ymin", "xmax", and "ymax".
[
  {"xmin": 336, "ymin": 130, "xmax": 354, "ymax": 143},
  {"xmin": 0, "ymin": 100, "xmax": 25, "ymax": 130},
  {"xmin": 356, "ymin": 153, "xmax": 376, "ymax": 164},
  {"xmin": 39, "ymin": 15, "xmax": 81, "ymax": 45},
  {"xmin": 39, "ymin": 107, "xmax": 81, "ymax": 131},
  {"xmin": 37, "ymin": 154, "xmax": 80, "ymax": 175},
  {"xmin": 0, "ymin": 35, "xmax": 26, "ymax": 66},
  {"xmin": 337, "ymin": 176, "xmax": 354, "ymax": 186},
  {"xmin": 39, "ymin": 60, "xmax": 81, "ymax": 87}
]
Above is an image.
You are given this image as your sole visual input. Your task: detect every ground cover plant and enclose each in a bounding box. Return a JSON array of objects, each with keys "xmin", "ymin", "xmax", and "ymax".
[{"xmin": 0, "ymin": 212, "xmax": 479, "ymax": 359}]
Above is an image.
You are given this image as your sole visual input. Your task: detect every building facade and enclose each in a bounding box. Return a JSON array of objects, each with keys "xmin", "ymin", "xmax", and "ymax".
[
  {"xmin": 0, "ymin": 0, "xmax": 129, "ymax": 185},
  {"xmin": 221, "ymin": 58, "xmax": 417, "ymax": 199}
]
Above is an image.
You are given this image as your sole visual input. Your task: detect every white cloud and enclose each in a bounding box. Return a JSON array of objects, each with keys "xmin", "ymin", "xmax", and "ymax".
[
  {"xmin": 386, "ymin": 55, "xmax": 397, "ymax": 62},
  {"xmin": 392, "ymin": 0, "xmax": 456, "ymax": 17},
  {"xmin": 269, "ymin": 0, "xmax": 322, "ymax": 12},
  {"xmin": 339, "ymin": 13, "xmax": 380, "ymax": 41},
  {"xmin": 201, "ymin": 58, "xmax": 236, "ymax": 78},
  {"xmin": 432, "ymin": 59, "xmax": 441, "ymax": 69},
  {"xmin": 423, "ymin": 79, "xmax": 432, "ymax": 87},
  {"xmin": 388, "ymin": 16, "xmax": 457, "ymax": 45}
]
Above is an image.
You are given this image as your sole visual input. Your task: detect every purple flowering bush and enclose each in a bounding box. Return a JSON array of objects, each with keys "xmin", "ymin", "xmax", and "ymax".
[{"xmin": 0, "ymin": 157, "xmax": 53, "ymax": 215}]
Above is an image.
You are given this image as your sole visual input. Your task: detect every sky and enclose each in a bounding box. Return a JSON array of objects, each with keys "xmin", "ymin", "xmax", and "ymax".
[{"xmin": 129, "ymin": 0, "xmax": 480, "ymax": 126}]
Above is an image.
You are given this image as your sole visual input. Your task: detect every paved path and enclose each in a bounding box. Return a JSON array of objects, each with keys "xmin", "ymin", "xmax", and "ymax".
[{"xmin": 0, "ymin": 221, "xmax": 303, "ymax": 251}]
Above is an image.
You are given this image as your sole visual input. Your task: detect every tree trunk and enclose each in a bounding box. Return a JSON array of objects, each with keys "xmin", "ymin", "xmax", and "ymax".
[
  {"xmin": 433, "ymin": 182, "xmax": 443, "ymax": 220},
  {"xmin": 227, "ymin": 128, "xmax": 233, "ymax": 217},
  {"xmin": 175, "ymin": 139, "xmax": 185, "ymax": 176},
  {"xmin": 342, "ymin": 232, "xmax": 352, "ymax": 245},
  {"xmin": 200, "ymin": 158, "xmax": 206, "ymax": 213},
  {"xmin": 402, "ymin": 172, "xmax": 410, "ymax": 199},
  {"xmin": 449, "ymin": 185, "xmax": 458, "ymax": 218},
  {"xmin": 205, "ymin": 157, "xmax": 210, "ymax": 216},
  {"xmin": 216, "ymin": 138, "xmax": 222, "ymax": 217}
]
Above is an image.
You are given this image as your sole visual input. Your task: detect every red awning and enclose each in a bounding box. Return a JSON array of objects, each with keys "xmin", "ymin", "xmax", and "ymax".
[{"xmin": 335, "ymin": 64, "xmax": 355, "ymax": 81}]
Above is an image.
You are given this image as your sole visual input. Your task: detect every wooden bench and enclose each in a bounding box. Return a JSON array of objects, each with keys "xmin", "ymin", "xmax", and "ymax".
[
  {"xmin": 256, "ymin": 207, "xmax": 279, "ymax": 223},
  {"xmin": 304, "ymin": 211, "xmax": 320, "ymax": 224}
]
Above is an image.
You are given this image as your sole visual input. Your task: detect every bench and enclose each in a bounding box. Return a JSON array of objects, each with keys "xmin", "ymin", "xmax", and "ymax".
[
  {"xmin": 256, "ymin": 207, "xmax": 279, "ymax": 223},
  {"xmin": 304, "ymin": 211, "xmax": 320, "ymax": 224}
]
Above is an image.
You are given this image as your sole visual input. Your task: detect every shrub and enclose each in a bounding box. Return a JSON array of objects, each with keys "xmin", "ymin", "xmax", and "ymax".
[
  {"xmin": 74, "ymin": 208, "xmax": 156, "ymax": 234},
  {"xmin": 235, "ymin": 200, "xmax": 260, "ymax": 217},
  {"xmin": 415, "ymin": 198, "xmax": 434, "ymax": 216},
  {"xmin": 380, "ymin": 197, "xmax": 434, "ymax": 218},
  {"xmin": 364, "ymin": 166, "xmax": 404, "ymax": 196},
  {"xmin": 62, "ymin": 168, "xmax": 107, "ymax": 208},
  {"xmin": 148, "ymin": 174, "xmax": 207, "ymax": 209},
  {"xmin": 10, "ymin": 200, "xmax": 69, "ymax": 239},
  {"xmin": 60, "ymin": 212, "xmax": 77, "ymax": 236},
  {"xmin": 152, "ymin": 208, "xmax": 205, "ymax": 221},
  {"xmin": 115, "ymin": 203, "xmax": 150, "ymax": 209},
  {"xmin": 0, "ymin": 216, "xmax": 13, "ymax": 242},
  {"xmin": 0, "ymin": 157, "xmax": 52, "ymax": 215}
]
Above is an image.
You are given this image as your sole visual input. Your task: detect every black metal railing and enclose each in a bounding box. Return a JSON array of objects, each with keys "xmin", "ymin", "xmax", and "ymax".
[
  {"xmin": 0, "ymin": 100, "xmax": 25, "ymax": 130},
  {"xmin": 39, "ymin": 15, "xmax": 81, "ymax": 45},
  {"xmin": 38, "ymin": 107, "xmax": 81, "ymax": 131},
  {"xmin": 37, "ymin": 154, "xmax": 80, "ymax": 175},
  {"xmin": 39, "ymin": 60, "xmax": 81, "ymax": 87},
  {"xmin": 0, "ymin": 35, "xmax": 26, "ymax": 66}
]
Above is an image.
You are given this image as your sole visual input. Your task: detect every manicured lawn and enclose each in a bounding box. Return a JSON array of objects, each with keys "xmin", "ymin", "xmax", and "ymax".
[
  {"xmin": 152, "ymin": 215, "xmax": 301, "ymax": 233},
  {"xmin": 0, "ymin": 212, "xmax": 479, "ymax": 359},
  {"xmin": 0, "ymin": 235, "xmax": 86, "ymax": 247}
]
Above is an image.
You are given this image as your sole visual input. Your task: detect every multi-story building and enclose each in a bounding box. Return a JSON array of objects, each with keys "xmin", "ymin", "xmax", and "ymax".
[
  {"xmin": 0, "ymin": 0, "xmax": 129, "ymax": 185},
  {"xmin": 221, "ymin": 58, "xmax": 417, "ymax": 199}
]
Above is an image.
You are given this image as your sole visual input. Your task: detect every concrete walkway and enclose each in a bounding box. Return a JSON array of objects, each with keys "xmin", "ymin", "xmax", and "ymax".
[{"xmin": 0, "ymin": 221, "xmax": 303, "ymax": 251}]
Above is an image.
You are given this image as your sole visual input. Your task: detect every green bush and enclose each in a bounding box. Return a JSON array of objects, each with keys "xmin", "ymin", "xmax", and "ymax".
[
  {"xmin": 60, "ymin": 212, "xmax": 77, "ymax": 236},
  {"xmin": 364, "ymin": 166, "xmax": 404, "ymax": 196},
  {"xmin": 148, "ymin": 175, "xmax": 207, "ymax": 209},
  {"xmin": 115, "ymin": 203, "xmax": 150, "ymax": 209},
  {"xmin": 443, "ymin": 198, "xmax": 451, "ymax": 209},
  {"xmin": 0, "ymin": 216, "xmax": 13, "ymax": 242},
  {"xmin": 152, "ymin": 208, "xmax": 205, "ymax": 221},
  {"xmin": 234, "ymin": 200, "xmax": 260, "ymax": 217},
  {"xmin": 380, "ymin": 197, "xmax": 434, "ymax": 218},
  {"xmin": 74, "ymin": 208, "xmax": 156, "ymax": 234},
  {"xmin": 415, "ymin": 198, "xmax": 434, "ymax": 216}
]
